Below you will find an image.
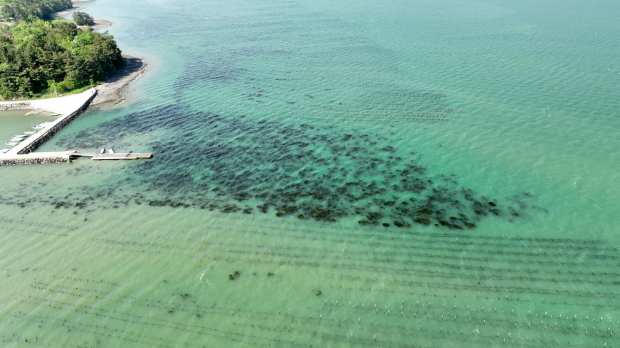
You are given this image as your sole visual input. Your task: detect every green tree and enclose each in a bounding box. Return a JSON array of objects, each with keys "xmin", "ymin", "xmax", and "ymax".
[
  {"xmin": 0, "ymin": 20, "xmax": 124, "ymax": 100},
  {"xmin": 72, "ymin": 11, "xmax": 94, "ymax": 26},
  {"xmin": 2, "ymin": 0, "xmax": 73, "ymax": 22}
]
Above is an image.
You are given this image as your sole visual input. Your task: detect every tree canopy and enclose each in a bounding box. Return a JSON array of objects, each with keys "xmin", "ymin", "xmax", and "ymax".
[
  {"xmin": 72, "ymin": 11, "xmax": 94, "ymax": 26},
  {"xmin": 0, "ymin": 20, "xmax": 124, "ymax": 99},
  {"xmin": 2, "ymin": 0, "xmax": 72, "ymax": 22}
]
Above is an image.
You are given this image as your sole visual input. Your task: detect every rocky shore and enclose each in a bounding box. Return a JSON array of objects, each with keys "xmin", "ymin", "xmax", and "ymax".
[
  {"xmin": 91, "ymin": 19, "xmax": 111, "ymax": 31},
  {"xmin": 92, "ymin": 55, "xmax": 146, "ymax": 106}
]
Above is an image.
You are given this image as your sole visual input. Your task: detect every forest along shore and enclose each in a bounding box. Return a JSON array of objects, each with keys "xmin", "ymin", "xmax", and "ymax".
[
  {"xmin": 13, "ymin": 5, "xmax": 146, "ymax": 106},
  {"xmin": 49, "ymin": 3, "xmax": 146, "ymax": 106},
  {"xmin": 52, "ymin": 3, "xmax": 109, "ymax": 31},
  {"xmin": 63, "ymin": 10, "xmax": 145, "ymax": 106},
  {"xmin": 52, "ymin": 5, "xmax": 85, "ymax": 18}
]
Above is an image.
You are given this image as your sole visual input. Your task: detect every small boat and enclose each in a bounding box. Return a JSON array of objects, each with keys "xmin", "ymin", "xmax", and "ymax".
[
  {"xmin": 108, "ymin": 148, "xmax": 115, "ymax": 154},
  {"xmin": 24, "ymin": 131, "xmax": 36, "ymax": 135},
  {"xmin": 50, "ymin": 113, "xmax": 60, "ymax": 116},
  {"xmin": 5, "ymin": 142, "xmax": 18, "ymax": 146},
  {"xmin": 0, "ymin": 149, "xmax": 9, "ymax": 153},
  {"xmin": 33, "ymin": 122, "xmax": 53, "ymax": 129},
  {"xmin": 10, "ymin": 137, "xmax": 24, "ymax": 142},
  {"xmin": 99, "ymin": 148, "xmax": 105, "ymax": 154},
  {"xmin": 13, "ymin": 135, "xmax": 28, "ymax": 138}
]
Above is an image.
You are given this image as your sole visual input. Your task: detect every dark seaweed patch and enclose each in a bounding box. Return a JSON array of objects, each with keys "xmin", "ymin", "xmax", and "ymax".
[{"xmin": 53, "ymin": 104, "xmax": 534, "ymax": 230}]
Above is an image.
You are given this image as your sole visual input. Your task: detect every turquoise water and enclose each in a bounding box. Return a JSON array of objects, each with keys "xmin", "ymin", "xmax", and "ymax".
[{"xmin": 2, "ymin": 0, "xmax": 620, "ymax": 346}]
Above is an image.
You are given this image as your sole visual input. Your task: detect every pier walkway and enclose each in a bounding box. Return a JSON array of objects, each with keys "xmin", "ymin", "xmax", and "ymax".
[
  {"xmin": 0, "ymin": 151, "xmax": 153, "ymax": 166},
  {"xmin": 0, "ymin": 89, "xmax": 153, "ymax": 166},
  {"xmin": 73, "ymin": 152, "xmax": 153, "ymax": 160},
  {"xmin": 2, "ymin": 89, "xmax": 97, "ymax": 156}
]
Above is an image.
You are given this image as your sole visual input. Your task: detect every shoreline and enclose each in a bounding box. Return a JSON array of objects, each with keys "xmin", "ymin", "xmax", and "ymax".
[
  {"xmin": 91, "ymin": 19, "xmax": 112, "ymax": 31},
  {"xmin": 53, "ymin": 6, "xmax": 85, "ymax": 18},
  {"xmin": 53, "ymin": 0, "xmax": 97, "ymax": 18},
  {"xmin": 92, "ymin": 55, "xmax": 146, "ymax": 106},
  {"xmin": 57, "ymin": 2, "xmax": 146, "ymax": 107},
  {"xmin": 5, "ymin": 6, "xmax": 146, "ymax": 107},
  {"xmin": 0, "ymin": 0, "xmax": 147, "ymax": 161}
]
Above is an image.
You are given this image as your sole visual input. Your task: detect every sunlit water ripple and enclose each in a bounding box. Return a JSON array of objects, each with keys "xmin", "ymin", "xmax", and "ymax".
[{"xmin": 1, "ymin": 0, "xmax": 619, "ymax": 347}]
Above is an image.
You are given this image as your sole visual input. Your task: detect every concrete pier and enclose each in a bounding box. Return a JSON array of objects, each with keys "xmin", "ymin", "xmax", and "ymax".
[
  {"xmin": 5, "ymin": 89, "xmax": 98, "ymax": 156},
  {"xmin": 1, "ymin": 89, "xmax": 153, "ymax": 166},
  {"xmin": 0, "ymin": 90, "xmax": 96, "ymax": 166},
  {"xmin": 0, "ymin": 151, "xmax": 75, "ymax": 166},
  {"xmin": 89, "ymin": 153, "xmax": 153, "ymax": 160},
  {"xmin": 0, "ymin": 151, "xmax": 154, "ymax": 166}
]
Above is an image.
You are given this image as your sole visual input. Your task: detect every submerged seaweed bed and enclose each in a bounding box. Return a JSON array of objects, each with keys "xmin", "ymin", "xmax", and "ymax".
[{"xmin": 50, "ymin": 105, "xmax": 541, "ymax": 229}]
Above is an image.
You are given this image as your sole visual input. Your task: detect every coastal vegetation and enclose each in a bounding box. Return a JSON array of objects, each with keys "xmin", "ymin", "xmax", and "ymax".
[
  {"xmin": 0, "ymin": 20, "xmax": 124, "ymax": 100},
  {"xmin": 72, "ymin": 11, "xmax": 93, "ymax": 26},
  {"xmin": 1, "ymin": 0, "xmax": 72, "ymax": 22}
]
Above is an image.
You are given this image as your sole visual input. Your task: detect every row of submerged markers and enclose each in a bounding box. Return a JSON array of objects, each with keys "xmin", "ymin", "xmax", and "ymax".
[
  {"xmin": 25, "ymin": 266, "xmax": 620, "ymax": 319},
  {"xmin": 9, "ymin": 284, "xmax": 615, "ymax": 348},
  {"xmin": 4, "ymin": 207, "xmax": 618, "ymax": 293},
  {"xmin": 90, "ymin": 219, "xmax": 620, "ymax": 271},
  {"xmin": 5, "ymin": 208, "xmax": 616, "ymax": 293},
  {"xmin": 38, "ymin": 282, "xmax": 614, "ymax": 338},
  {"xmin": 3, "ymin": 228, "xmax": 611, "ymax": 344},
  {"xmin": 6, "ymin": 228, "xmax": 616, "ymax": 308},
  {"xmin": 3, "ymin": 206, "xmax": 607, "ymax": 249},
  {"xmin": 8, "ymin": 217, "xmax": 618, "ymax": 308},
  {"xmin": 101, "ymin": 212, "xmax": 603, "ymax": 247},
  {"xmin": 4, "ymin": 211, "xmax": 618, "ymax": 276},
  {"xmin": 34, "ymin": 274, "xmax": 620, "ymax": 327},
  {"xmin": 75, "ymin": 221, "xmax": 620, "ymax": 301}
]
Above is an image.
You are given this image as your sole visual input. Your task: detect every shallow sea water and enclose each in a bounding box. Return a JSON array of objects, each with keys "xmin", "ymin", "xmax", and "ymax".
[
  {"xmin": 1, "ymin": 0, "xmax": 620, "ymax": 347},
  {"xmin": 0, "ymin": 111, "xmax": 57, "ymax": 148}
]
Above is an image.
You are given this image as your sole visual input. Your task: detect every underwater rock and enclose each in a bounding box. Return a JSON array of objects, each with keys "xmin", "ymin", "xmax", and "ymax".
[
  {"xmin": 413, "ymin": 217, "xmax": 431, "ymax": 226},
  {"xmin": 50, "ymin": 103, "xmax": 533, "ymax": 230},
  {"xmin": 220, "ymin": 204, "xmax": 240, "ymax": 213}
]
